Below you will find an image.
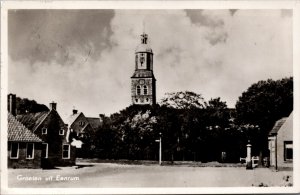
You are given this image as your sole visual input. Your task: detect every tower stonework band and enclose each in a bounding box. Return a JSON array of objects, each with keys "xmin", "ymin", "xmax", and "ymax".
[{"xmin": 131, "ymin": 33, "xmax": 156, "ymax": 105}]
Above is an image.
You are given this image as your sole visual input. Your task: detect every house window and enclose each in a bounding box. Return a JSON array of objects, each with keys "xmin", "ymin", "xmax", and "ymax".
[
  {"xmin": 62, "ymin": 144, "xmax": 70, "ymax": 159},
  {"xmin": 42, "ymin": 128, "xmax": 47, "ymax": 134},
  {"xmin": 136, "ymin": 85, "xmax": 141, "ymax": 95},
  {"xmin": 284, "ymin": 141, "xmax": 293, "ymax": 161},
  {"xmin": 26, "ymin": 143, "xmax": 34, "ymax": 159},
  {"xmin": 79, "ymin": 121, "xmax": 85, "ymax": 127},
  {"xmin": 10, "ymin": 143, "xmax": 19, "ymax": 159},
  {"xmin": 42, "ymin": 143, "xmax": 48, "ymax": 158},
  {"xmin": 143, "ymin": 85, "xmax": 148, "ymax": 95},
  {"xmin": 59, "ymin": 129, "xmax": 65, "ymax": 135}
]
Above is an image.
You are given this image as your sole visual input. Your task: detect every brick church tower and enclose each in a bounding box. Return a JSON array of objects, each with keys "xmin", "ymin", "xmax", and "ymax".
[{"xmin": 131, "ymin": 33, "xmax": 156, "ymax": 105}]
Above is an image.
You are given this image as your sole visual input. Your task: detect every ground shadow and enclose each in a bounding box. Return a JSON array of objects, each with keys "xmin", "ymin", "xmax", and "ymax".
[{"xmin": 75, "ymin": 164, "xmax": 94, "ymax": 169}]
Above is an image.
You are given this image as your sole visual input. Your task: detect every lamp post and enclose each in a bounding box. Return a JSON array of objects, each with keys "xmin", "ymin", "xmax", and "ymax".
[{"xmin": 156, "ymin": 132, "xmax": 162, "ymax": 165}]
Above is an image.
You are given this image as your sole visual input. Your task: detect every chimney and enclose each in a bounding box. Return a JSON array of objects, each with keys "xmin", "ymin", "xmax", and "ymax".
[
  {"xmin": 73, "ymin": 109, "xmax": 78, "ymax": 115},
  {"xmin": 8, "ymin": 94, "xmax": 17, "ymax": 116},
  {"xmin": 99, "ymin": 114, "xmax": 105, "ymax": 125},
  {"xmin": 49, "ymin": 102, "xmax": 57, "ymax": 110}
]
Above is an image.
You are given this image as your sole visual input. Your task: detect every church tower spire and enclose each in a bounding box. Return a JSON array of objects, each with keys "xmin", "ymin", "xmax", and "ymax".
[{"xmin": 131, "ymin": 32, "xmax": 156, "ymax": 105}]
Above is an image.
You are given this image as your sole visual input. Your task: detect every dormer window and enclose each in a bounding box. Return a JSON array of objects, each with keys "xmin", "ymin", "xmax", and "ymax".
[
  {"xmin": 59, "ymin": 129, "xmax": 64, "ymax": 135},
  {"xmin": 42, "ymin": 128, "xmax": 47, "ymax": 135}
]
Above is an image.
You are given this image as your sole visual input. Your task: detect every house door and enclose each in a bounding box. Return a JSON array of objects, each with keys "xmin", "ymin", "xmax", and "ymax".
[
  {"xmin": 41, "ymin": 143, "xmax": 52, "ymax": 168},
  {"xmin": 41, "ymin": 143, "xmax": 48, "ymax": 158}
]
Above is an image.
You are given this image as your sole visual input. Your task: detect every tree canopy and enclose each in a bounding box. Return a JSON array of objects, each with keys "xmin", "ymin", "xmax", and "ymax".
[
  {"xmin": 235, "ymin": 77, "xmax": 293, "ymax": 131},
  {"xmin": 159, "ymin": 91, "xmax": 205, "ymax": 109},
  {"xmin": 93, "ymin": 93, "xmax": 238, "ymax": 162},
  {"xmin": 11, "ymin": 96, "xmax": 49, "ymax": 115}
]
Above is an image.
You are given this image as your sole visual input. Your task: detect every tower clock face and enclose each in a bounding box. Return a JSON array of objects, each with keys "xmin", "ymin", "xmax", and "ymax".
[{"xmin": 139, "ymin": 79, "xmax": 145, "ymax": 84}]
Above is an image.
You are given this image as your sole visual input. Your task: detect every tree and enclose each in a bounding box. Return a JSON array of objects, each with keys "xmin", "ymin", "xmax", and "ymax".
[
  {"xmin": 204, "ymin": 97, "xmax": 230, "ymax": 128},
  {"xmin": 160, "ymin": 91, "xmax": 205, "ymax": 109},
  {"xmin": 235, "ymin": 77, "xmax": 293, "ymax": 162},
  {"xmin": 14, "ymin": 96, "xmax": 49, "ymax": 114}
]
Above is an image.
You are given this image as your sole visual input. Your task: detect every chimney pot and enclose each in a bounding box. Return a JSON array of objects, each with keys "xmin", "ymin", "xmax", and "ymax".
[
  {"xmin": 73, "ymin": 109, "xmax": 78, "ymax": 115},
  {"xmin": 8, "ymin": 94, "xmax": 17, "ymax": 116},
  {"xmin": 50, "ymin": 102, "xmax": 57, "ymax": 110}
]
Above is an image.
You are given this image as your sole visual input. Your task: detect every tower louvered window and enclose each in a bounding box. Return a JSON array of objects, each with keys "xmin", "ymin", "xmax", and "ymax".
[
  {"xmin": 143, "ymin": 85, "xmax": 148, "ymax": 95},
  {"xmin": 136, "ymin": 85, "xmax": 141, "ymax": 95}
]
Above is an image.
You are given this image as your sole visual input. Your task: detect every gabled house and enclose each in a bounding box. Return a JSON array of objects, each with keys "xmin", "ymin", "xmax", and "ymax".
[
  {"xmin": 8, "ymin": 112, "xmax": 43, "ymax": 169},
  {"xmin": 17, "ymin": 102, "xmax": 76, "ymax": 168},
  {"xmin": 67, "ymin": 109, "xmax": 94, "ymax": 139},
  {"xmin": 268, "ymin": 112, "xmax": 293, "ymax": 170},
  {"xmin": 86, "ymin": 114, "xmax": 104, "ymax": 131},
  {"xmin": 67, "ymin": 109, "xmax": 95, "ymax": 157}
]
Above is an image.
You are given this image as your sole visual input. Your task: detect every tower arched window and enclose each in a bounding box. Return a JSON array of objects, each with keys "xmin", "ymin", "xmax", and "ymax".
[
  {"xmin": 136, "ymin": 85, "xmax": 141, "ymax": 95},
  {"xmin": 143, "ymin": 85, "xmax": 148, "ymax": 95}
]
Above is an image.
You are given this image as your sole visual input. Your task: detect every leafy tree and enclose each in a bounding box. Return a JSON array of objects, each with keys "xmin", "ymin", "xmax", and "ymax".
[
  {"xmin": 160, "ymin": 91, "xmax": 205, "ymax": 109},
  {"xmin": 14, "ymin": 96, "xmax": 49, "ymax": 114},
  {"xmin": 204, "ymin": 97, "xmax": 230, "ymax": 128}
]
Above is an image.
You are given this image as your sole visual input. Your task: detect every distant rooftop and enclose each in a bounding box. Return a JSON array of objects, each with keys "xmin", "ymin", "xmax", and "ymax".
[{"xmin": 269, "ymin": 117, "xmax": 288, "ymax": 135}]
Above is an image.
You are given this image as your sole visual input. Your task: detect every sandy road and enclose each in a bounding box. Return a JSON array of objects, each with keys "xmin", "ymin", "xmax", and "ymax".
[{"xmin": 8, "ymin": 162, "xmax": 292, "ymax": 188}]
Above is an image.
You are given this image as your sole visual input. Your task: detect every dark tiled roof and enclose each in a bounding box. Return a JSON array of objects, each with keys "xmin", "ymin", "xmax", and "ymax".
[
  {"xmin": 269, "ymin": 117, "xmax": 287, "ymax": 135},
  {"xmin": 86, "ymin": 117, "xmax": 101, "ymax": 130},
  {"xmin": 8, "ymin": 113, "xmax": 42, "ymax": 142},
  {"xmin": 16, "ymin": 111, "xmax": 49, "ymax": 132},
  {"xmin": 131, "ymin": 70, "xmax": 155, "ymax": 78}
]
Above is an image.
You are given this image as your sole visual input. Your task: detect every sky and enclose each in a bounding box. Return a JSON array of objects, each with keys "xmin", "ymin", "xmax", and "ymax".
[{"xmin": 8, "ymin": 9, "xmax": 293, "ymax": 120}]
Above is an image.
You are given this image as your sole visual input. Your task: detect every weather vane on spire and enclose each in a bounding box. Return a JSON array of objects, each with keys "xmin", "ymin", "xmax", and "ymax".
[{"xmin": 141, "ymin": 20, "xmax": 148, "ymax": 44}]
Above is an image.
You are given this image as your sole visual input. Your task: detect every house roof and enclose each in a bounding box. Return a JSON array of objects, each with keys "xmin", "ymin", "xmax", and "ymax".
[
  {"xmin": 66, "ymin": 112, "xmax": 81, "ymax": 126},
  {"xmin": 269, "ymin": 117, "xmax": 288, "ymax": 135},
  {"xmin": 8, "ymin": 113, "xmax": 42, "ymax": 142},
  {"xmin": 86, "ymin": 117, "xmax": 101, "ymax": 130},
  {"xmin": 16, "ymin": 111, "xmax": 49, "ymax": 132}
]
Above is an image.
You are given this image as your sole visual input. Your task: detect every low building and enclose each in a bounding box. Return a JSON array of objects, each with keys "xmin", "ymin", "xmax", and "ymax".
[
  {"xmin": 17, "ymin": 102, "xmax": 76, "ymax": 168},
  {"xmin": 268, "ymin": 112, "xmax": 293, "ymax": 170},
  {"xmin": 8, "ymin": 112, "xmax": 43, "ymax": 169}
]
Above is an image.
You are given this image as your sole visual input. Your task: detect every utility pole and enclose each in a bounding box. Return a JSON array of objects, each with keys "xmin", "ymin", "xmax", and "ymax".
[{"xmin": 275, "ymin": 135, "xmax": 278, "ymax": 171}]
